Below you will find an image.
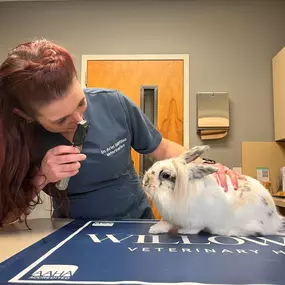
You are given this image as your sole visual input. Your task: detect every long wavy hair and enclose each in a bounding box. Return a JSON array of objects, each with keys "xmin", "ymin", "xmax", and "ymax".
[{"xmin": 0, "ymin": 39, "xmax": 77, "ymax": 226}]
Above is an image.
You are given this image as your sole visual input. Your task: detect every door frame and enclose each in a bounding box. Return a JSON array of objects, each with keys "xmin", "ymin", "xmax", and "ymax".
[{"xmin": 81, "ymin": 54, "xmax": 190, "ymax": 148}]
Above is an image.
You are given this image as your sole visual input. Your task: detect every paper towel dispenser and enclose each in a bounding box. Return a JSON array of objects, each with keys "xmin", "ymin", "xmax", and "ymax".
[{"xmin": 197, "ymin": 92, "xmax": 229, "ymax": 140}]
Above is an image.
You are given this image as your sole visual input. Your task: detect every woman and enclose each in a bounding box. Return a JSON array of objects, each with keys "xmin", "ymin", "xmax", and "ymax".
[{"xmin": 0, "ymin": 39, "xmax": 242, "ymax": 225}]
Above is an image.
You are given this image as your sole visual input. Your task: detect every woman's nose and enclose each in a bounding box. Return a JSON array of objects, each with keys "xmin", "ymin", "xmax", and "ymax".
[{"xmin": 72, "ymin": 112, "xmax": 83, "ymax": 124}]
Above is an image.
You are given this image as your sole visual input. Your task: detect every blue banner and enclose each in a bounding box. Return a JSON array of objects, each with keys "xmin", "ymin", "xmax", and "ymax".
[{"xmin": 1, "ymin": 219, "xmax": 285, "ymax": 284}]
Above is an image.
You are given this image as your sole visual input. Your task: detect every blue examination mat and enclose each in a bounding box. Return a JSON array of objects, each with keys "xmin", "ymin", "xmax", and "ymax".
[{"xmin": 1, "ymin": 219, "xmax": 285, "ymax": 285}]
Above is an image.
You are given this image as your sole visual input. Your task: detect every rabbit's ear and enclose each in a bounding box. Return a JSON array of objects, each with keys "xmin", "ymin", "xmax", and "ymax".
[
  {"xmin": 182, "ymin": 145, "xmax": 210, "ymax": 164},
  {"xmin": 188, "ymin": 164, "xmax": 218, "ymax": 179}
]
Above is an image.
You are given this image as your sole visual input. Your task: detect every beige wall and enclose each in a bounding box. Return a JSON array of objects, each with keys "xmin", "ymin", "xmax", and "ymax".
[{"xmin": 0, "ymin": 0, "xmax": 285, "ymax": 168}]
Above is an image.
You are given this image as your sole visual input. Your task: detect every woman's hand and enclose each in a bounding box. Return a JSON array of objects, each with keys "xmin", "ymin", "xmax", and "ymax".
[
  {"xmin": 40, "ymin": 145, "xmax": 87, "ymax": 184},
  {"xmin": 205, "ymin": 162, "xmax": 246, "ymax": 192}
]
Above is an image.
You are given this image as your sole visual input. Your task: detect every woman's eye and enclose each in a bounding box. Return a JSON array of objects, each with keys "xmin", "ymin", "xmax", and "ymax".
[
  {"xmin": 78, "ymin": 100, "xmax": 86, "ymax": 107},
  {"xmin": 56, "ymin": 118, "xmax": 67, "ymax": 124}
]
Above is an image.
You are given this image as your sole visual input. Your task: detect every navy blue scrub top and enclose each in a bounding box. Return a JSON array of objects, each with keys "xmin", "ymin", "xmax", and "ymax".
[{"xmin": 36, "ymin": 88, "xmax": 162, "ymax": 220}]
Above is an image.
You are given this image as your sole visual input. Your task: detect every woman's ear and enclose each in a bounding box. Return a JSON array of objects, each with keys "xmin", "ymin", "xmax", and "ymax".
[
  {"xmin": 13, "ymin": 108, "xmax": 34, "ymax": 123},
  {"xmin": 181, "ymin": 145, "xmax": 210, "ymax": 164}
]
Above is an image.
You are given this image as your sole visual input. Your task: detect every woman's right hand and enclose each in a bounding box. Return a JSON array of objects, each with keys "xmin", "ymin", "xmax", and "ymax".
[{"xmin": 40, "ymin": 146, "xmax": 87, "ymax": 184}]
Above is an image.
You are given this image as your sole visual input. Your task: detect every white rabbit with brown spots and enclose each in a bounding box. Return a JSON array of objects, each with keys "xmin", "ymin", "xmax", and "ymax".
[{"xmin": 142, "ymin": 145, "xmax": 284, "ymax": 236}]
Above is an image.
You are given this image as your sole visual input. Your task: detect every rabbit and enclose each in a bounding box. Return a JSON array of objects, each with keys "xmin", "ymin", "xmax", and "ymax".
[{"xmin": 142, "ymin": 145, "xmax": 284, "ymax": 237}]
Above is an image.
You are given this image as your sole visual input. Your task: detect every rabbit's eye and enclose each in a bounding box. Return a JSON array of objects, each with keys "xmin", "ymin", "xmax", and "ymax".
[
  {"xmin": 162, "ymin": 173, "xmax": 170, "ymax": 179},
  {"xmin": 159, "ymin": 170, "xmax": 174, "ymax": 181}
]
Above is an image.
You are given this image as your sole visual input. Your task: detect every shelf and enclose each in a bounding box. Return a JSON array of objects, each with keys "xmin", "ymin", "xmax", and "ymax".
[{"xmin": 273, "ymin": 197, "xmax": 285, "ymax": 208}]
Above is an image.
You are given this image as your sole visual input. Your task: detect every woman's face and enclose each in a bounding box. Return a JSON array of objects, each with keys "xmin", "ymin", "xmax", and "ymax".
[{"xmin": 36, "ymin": 79, "xmax": 87, "ymax": 134}]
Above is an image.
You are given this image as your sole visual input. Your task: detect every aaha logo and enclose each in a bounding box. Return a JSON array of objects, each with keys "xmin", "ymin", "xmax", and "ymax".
[
  {"xmin": 29, "ymin": 265, "xmax": 78, "ymax": 280},
  {"xmin": 92, "ymin": 222, "xmax": 114, "ymax": 227}
]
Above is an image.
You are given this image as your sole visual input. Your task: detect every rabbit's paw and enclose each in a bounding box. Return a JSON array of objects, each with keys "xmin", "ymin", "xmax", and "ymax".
[{"xmin": 149, "ymin": 221, "xmax": 172, "ymax": 234}]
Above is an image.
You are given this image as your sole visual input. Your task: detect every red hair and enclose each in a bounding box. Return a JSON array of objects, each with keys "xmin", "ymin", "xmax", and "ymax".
[{"xmin": 0, "ymin": 39, "xmax": 77, "ymax": 225}]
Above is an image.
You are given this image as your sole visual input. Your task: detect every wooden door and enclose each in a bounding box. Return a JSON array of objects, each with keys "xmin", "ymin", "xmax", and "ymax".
[{"xmin": 86, "ymin": 60, "xmax": 184, "ymax": 218}]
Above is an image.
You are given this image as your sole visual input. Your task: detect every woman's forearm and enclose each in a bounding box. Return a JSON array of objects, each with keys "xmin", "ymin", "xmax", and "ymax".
[{"xmin": 150, "ymin": 138, "xmax": 189, "ymax": 160}]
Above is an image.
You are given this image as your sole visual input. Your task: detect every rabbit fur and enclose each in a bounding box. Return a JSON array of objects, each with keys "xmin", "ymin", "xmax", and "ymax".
[{"xmin": 142, "ymin": 145, "xmax": 284, "ymax": 237}]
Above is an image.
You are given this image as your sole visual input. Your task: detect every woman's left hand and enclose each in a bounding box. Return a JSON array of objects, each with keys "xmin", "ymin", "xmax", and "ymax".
[{"xmin": 209, "ymin": 163, "xmax": 246, "ymax": 192}]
